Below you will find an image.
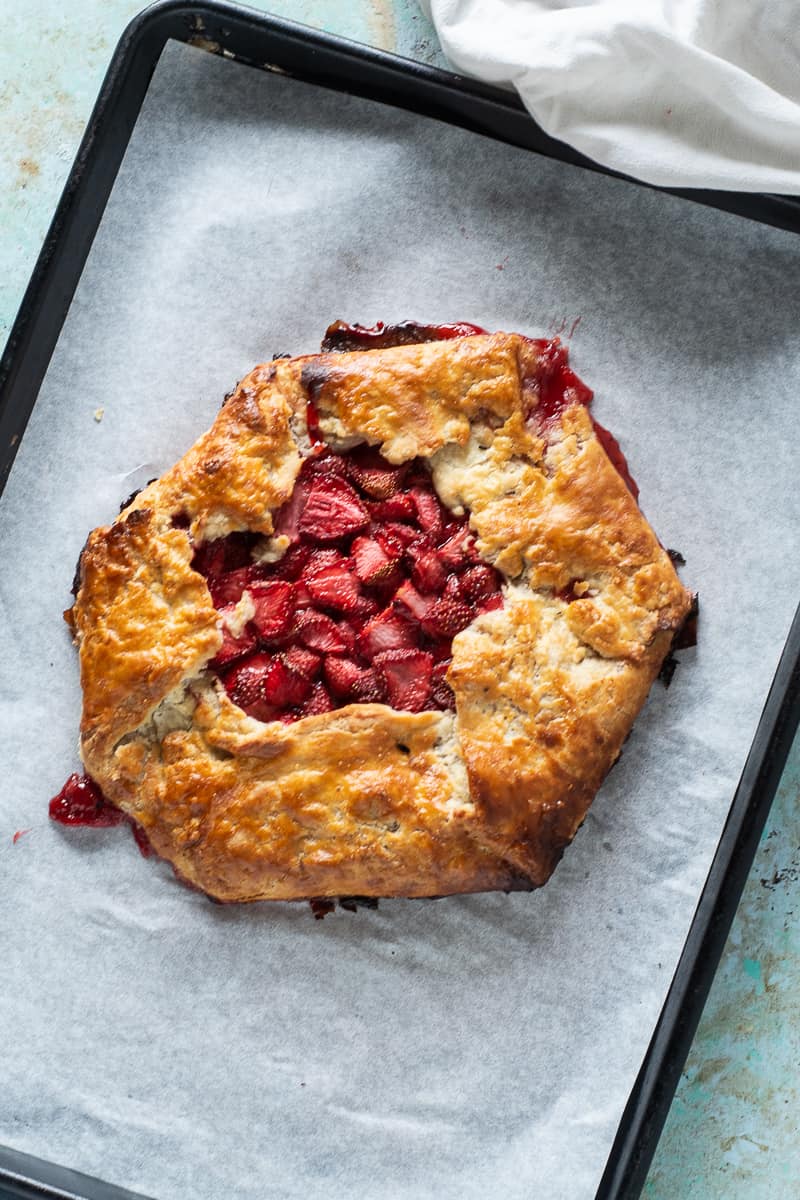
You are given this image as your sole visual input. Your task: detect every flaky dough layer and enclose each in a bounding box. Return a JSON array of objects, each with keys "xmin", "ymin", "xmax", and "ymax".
[{"xmin": 71, "ymin": 333, "xmax": 692, "ymax": 901}]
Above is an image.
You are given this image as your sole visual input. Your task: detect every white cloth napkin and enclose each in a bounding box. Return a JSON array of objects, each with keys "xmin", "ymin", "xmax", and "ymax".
[{"xmin": 420, "ymin": 0, "xmax": 800, "ymax": 192}]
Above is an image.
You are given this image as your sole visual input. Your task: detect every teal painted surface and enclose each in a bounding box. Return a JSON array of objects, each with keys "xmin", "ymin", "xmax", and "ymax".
[
  {"xmin": 0, "ymin": 0, "xmax": 445, "ymax": 351},
  {"xmin": 1, "ymin": 2, "xmax": 798, "ymax": 1195},
  {"xmin": 642, "ymin": 759, "xmax": 800, "ymax": 1197}
]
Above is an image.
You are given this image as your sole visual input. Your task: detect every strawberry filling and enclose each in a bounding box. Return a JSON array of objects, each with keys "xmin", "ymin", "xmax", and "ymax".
[
  {"xmin": 49, "ymin": 772, "xmax": 153, "ymax": 856},
  {"xmin": 190, "ymin": 323, "xmax": 638, "ymax": 725},
  {"xmin": 49, "ymin": 773, "xmax": 126, "ymax": 827},
  {"xmin": 321, "ymin": 320, "xmax": 487, "ymax": 352},
  {"xmin": 192, "ymin": 446, "xmax": 504, "ymax": 723},
  {"xmin": 517, "ymin": 335, "xmax": 640, "ymax": 500}
]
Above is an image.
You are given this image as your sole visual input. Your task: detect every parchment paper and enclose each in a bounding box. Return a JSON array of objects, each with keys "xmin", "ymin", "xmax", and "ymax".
[{"xmin": 1, "ymin": 40, "xmax": 799, "ymax": 1200}]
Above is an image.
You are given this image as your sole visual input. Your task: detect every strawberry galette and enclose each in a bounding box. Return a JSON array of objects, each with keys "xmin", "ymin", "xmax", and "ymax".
[{"xmin": 66, "ymin": 323, "xmax": 692, "ymax": 903}]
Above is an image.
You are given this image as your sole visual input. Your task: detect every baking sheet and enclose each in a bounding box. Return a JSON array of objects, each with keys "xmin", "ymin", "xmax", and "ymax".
[{"xmin": 1, "ymin": 39, "xmax": 799, "ymax": 1200}]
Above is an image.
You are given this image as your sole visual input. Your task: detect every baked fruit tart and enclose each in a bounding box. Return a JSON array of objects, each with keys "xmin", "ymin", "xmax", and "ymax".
[{"xmin": 59, "ymin": 321, "xmax": 692, "ymax": 903}]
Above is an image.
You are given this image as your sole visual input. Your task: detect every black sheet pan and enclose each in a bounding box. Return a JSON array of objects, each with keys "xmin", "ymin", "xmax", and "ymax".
[{"xmin": 1, "ymin": 3, "xmax": 799, "ymax": 1197}]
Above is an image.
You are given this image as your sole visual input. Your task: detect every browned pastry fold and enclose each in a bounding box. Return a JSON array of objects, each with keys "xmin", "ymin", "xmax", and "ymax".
[{"xmin": 71, "ymin": 332, "xmax": 692, "ymax": 901}]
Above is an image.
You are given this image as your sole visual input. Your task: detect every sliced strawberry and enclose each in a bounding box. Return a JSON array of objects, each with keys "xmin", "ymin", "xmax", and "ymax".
[
  {"xmin": 421, "ymin": 597, "xmax": 474, "ymax": 639},
  {"xmin": 354, "ymin": 595, "xmax": 380, "ymax": 621},
  {"xmin": 298, "ymin": 476, "xmax": 369, "ymax": 542},
  {"xmin": 460, "ymin": 563, "xmax": 501, "ymax": 604},
  {"xmin": 367, "ymin": 564, "xmax": 405, "ymax": 603},
  {"xmin": 382, "ymin": 520, "xmax": 417, "ymax": 549},
  {"xmin": 430, "ymin": 660, "xmax": 456, "ymax": 711},
  {"xmin": 246, "ymin": 561, "xmax": 273, "ymax": 586},
  {"xmin": 322, "ymin": 656, "xmax": 359, "ymax": 700},
  {"xmin": 439, "ymin": 518, "xmax": 463, "ymax": 542},
  {"xmin": 351, "ymin": 535, "xmax": 396, "ymax": 586},
  {"xmin": 262, "ymin": 658, "xmax": 313, "ymax": 707},
  {"xmin": 294, "ymin": 609, "xmax": 350, "ymax": 654},
  {"xmin": 300, "ymin": 450, "xmax": 348, "ymax": 480},
  {"xmin": 353, "ymin": 667, "xmax": 387, "ymax": 703},
  {"xmin": 299, "ymin": 680, "xmax": 335, "ymax": 717},
  {"xmin": 250, "ymin": 580, "xmax": 295, "ymax": 642},
  {"xmin": 281, "ymin": 644, "xmax": 322, "ymax": 681},
  {"xmin": 438, "ymin": 526, "xmax": 475, "ymax": 569},
  {"xmin": 337, "ymin": 619, "xmax": 358, "ymax": 653},
  {"xmin": 353, "ymin": 470, "xmax": 402, "ymax": 501},
  {"xmin": 410, "ymin": 547, "xmax": 447, "ymax": 594},
  {"xmin": 374, "ymin": 526, "xmax": 406, "ymax": 559},
  {"xmin": 347, "ymin": 446, "xmax": 407, "ymax": 499},
  {"xmin": 306, "ymin": 563, "xmax": 372, "ymax": 615},
  {"xmin": 403, "ymin": 531, "xmax": 434, "ymax": 563},
  {"xmin": 272, "ymin": 479, "xmax": 312, "ymax": 544},
  {"xmin": 323, "ymin": 656, "xmax": 384, "ymax": 702},
  {"xmin": 222, "ymin": 653, "xmax": 278, "ymax": 721},
  {"xmin": 369, "ymin": 494, "xmax": 417, "ymax": 523},
  {"xmin": 208, "ymin": 566, "xmax": 253, "ymax": 606},
  {"xmin": 374, "ymin": 649, "xmax": 433, "ymax": 713},
  {"xmin": 191, "ymin": 539, "xmax": 227, "ymax": 579},
  {"xmin": 477, "ymin": 592, "xmax": 504, "ymax": 614},
  {"xmin": 300, "ymin": 548, "xmax": 344, "ymax": 581},
  {"xmin": 430, "ymin": 639, "xmax": 455, "ymax": 663},
  {"xmin": 393, "ymin": 579, "xmax": 436, "ymax": 625},
  {"xmin": 294, "ymin": 583, "xmax": 314, "ymax": 609},
  {"xmin": 222, "ymin": 653, "xmax": 269, "ymax": 705},
  {"xmin": 271, "ymin": 543, "xmax": 311, "ymax": 581},
  {"xmin": 210, "ymin": 619, "xmax": 257, "ymax": 670},
  {"xmin": 442, "ymin": 573, "xmax": 463, "ymax": 603},
  {"xmin": 410, "ymin": 486, "xmax": 445, "ymax": 537},
  {"xmin": 358, "ymin": 608, "xmax": 416, "ymax": 658}
]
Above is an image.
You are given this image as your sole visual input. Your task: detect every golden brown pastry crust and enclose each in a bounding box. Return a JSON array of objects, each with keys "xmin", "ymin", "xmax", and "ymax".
[{"xmin": 71, "ymin": 333, "xmax": 692, "ymax": 901}]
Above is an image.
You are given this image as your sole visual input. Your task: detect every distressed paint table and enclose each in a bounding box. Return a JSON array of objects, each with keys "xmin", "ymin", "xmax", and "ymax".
[{"xmin": 1, "ymin": 2, "xmax": 798, "ymax": 1194}]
